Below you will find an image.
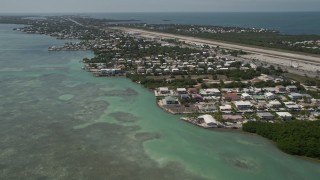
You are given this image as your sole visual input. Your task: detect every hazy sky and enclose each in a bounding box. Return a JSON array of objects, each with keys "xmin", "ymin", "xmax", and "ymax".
[{"xmin": 0, "ymin": 0, "xmax": 319, "ymax": 13}]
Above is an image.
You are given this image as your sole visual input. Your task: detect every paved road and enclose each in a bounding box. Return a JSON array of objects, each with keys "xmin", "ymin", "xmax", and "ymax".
[{"xmin": 117, "ymin": 27, "xmax": 320, "ymax": 66}]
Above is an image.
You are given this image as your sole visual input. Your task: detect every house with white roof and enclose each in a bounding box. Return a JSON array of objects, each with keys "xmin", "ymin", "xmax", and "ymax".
[
  {"xmin": 284, "ymin": 102, "xmax": 301, "ymax": 111},
  {"xmin": 268, "ymin": 100, "xmax": 282, "ymax": 108},
  {"xmin": 276, "ymin": 112, "xmax": 293, "ymax": 120},
  {"xmin": 176, "ymin": 88, "xmax": 188, "ymax": 95},
  {"xmin": 241, "ymin": 93, "xmax": 252, "ymax": 100},
  {"xmin": 286, "ymin": 85, "xmax": 297, "ymax": 92},
  {"xmin": 197, "ymin": 114, "xmax": 218, "ymax": 128},
  {"xmin": 265, "ymin": 92, "xmax": 277, "ymax": 100},
  {"xmin": 220, "ymin": 105, "xmax": 232, "ymax": 113},
  {"xmin": 235, "ymin": 101, "xmax": 252, "ymax": 111}
]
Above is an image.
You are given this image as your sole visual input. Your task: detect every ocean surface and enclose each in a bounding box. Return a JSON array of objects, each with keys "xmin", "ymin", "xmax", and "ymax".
[
  {"xmin": 87, "ymin": 12, "xmax": 320, "ymax": 35},
  {"xmin": 0, "ymin": 24, "xmax": 319, "ymax": 179}
]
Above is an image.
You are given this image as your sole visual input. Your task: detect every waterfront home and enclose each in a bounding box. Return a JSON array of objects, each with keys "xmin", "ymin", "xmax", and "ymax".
[
  {"xmin": 257, "ymin": 112, "xmax": 274, "ymax": 121},
  {"xmin": 235, "ymin": 101, "xmax": 252, "ymax": 111},
  {"xmin": 265, "ymin": 92, "xmax": 277, "ymax": 100},
  {"xmin": 220, "ymin": 105, "xmax": 232, "ymax": 113},
  {"xmin": 289, "ymin": 93, "xmax": 303, "ymax": 100},
  {"xmin": 286, "ymin": 85, "xmax": 298, "ymax": 92},
  {"xmin": 241, "ymin": 93, "xmax": 252, "ymax": 100},
  {"xmin": 163, "ymin": 96, "xmax": 179, "ymax": 105},
  {"xmin": 276, "ymin": 112, "xmax": 293, "ymax": 120},
  {"xmin": 222, "ymin": 115, "xmax": 243, "ymax": 123},
  {"xmin": 155, "ymin": 87, "xmax": 173, "ymax": 97},
  {"xmin": 197, "ymin": 103, "xmax": 217, "ymax": 113},
  {"xmin": 197, "ymin": 114, "xmax": 218, "ymax": 128},
  {"xmin": 223, "ymin": 93, "xmax": 240, "ymax": 101}
]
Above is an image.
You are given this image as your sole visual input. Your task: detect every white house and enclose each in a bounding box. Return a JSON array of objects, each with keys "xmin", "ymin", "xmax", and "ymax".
[
  {"xmin": 220, "ymin": 105, "xmax": 232, "ymax": 113},
  {"xmin": 241, "ymin": 93, "xmax": 252, "ymax": 100},
  {"xmin": 176, "ymin": 88, "xmax": 188, "ymax": 95},
  {"xmin": 284, "ymin": 102, "xmax": 301, "ymax": 111},
  {"xmin": 268, "ymin": 100, "xmax": 282, "ymax": 108},
  {"xmin": 197, "ymin": 114, "xmax": 218, "ymax": 127},
  {"xmin": 265, "ymin": 92, "xmax": 277, "ymax": 100},
  {"xmin": 235, "ymin": 101, "xmax": 252, "ymax": 111},
  {"xmin": 276, "ymin": 112, "xmax": 293, "ymax": 120}
]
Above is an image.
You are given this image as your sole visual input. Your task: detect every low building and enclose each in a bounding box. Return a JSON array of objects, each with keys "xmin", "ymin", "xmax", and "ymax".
[
  {"xmin": 222, "ymin": 115, "xmax": 243, "ymax": 122},
  {"xmin": 268, "ymin": 100, "xmax": 282, "ymax": 108},
  {"xmin": 235, "ymin": 101, "xmax": 252, "ymax": 111},
  {"xmin": 177, "ymin": 88, "xmax": 188, "ymax": 95},
  {"xmin": 192, "ymin": 94, "xmax": 203, "ymax": 102},
  {"xmin": 220, "ymin": 105, "xmax": 232, "ymax": 113},
  {"xmin": 276, "ymin": 112, "xmax": 293, "ymax": 120},
  {"xmin": 265, "ymin": 92, "xmax": 277, "ymax": 100},
  {"xmin": 197, "ymin": 103, "xmax": 217, "ymax": 113},
  {"xmin": 241, "ymin": 93, "xmax": 252, "ymax": 100},
  {"xmin": 289, "ymin": 93, "xmax": 303, "ymax": 100},
  {"xmin": 163, "ymin": 96, "xmax": 179, "ymax": 105},
  {"xmin": 203, "ymin": 88, "xmax": 221, "ymax": 96},
  {"xmin": 257, "ymin": 112, "xmax": 274, "ymax": 121},
  {"xmin": 284, "ymin": 101, "xmax": 301, "ymax": 111},
  {"xmin": 253, "ymin": 95, "xmax": 266, "ymax": 102},
  {"xmin": 286, "ymin": 85, "xmax": 297, "ymax": 92},
  {"xmin": 158, "ymin": 87, "xmax": 170, "ymax": 95},
  {"xmin": 197, "ymin": 114, "xmax": 218, "ymax": 127},
  {"xmin": 223, "ymin": 93, "xmax": 240, "ymax": 101},
  {"xmin": 263, "ymin": 87, "xmax": 276, "ymax": 93},
  {"xmin": 188, "ymin": 88, "xmax": 198, "ymax": 94},
  {"xmin": 275, "ymin": 85, "xmax": 286, "ymax": 93},
  {"xmin": 180, "ymin": 94, "xmax": 190, "ymax": 101}
]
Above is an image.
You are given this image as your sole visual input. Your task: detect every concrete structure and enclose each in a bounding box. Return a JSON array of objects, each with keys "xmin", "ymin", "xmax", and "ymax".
[
  {"xmin": 177, "ymin": 88, "xmax": 188, "ymax": 95},
  {"xmin": 163, "ymin": 96, "xmax": 179, "ymax": 105},
  {"xmin": 241, "ymin": 93, "xmax": 252, "ymax": 100},
  {"xmin": 220, "ymin": 105, "xmax": 232, "ymax": 113},
  {"xmin": 192, "ymin": 94, "xmax": 203, "ymax": 102},
  {"xmin": 268, "ymin": 100, "xmax": 282, "ymax": 108},
  {"xmin": 223, "ymin": 93, "xmax": 240, "ymax": 101},
  {"xmin": 197, "ymin": 103, "xmax": 217, "ymax": 113},
  {"xmin": 197, "ymin": 114, "xmax": 218, "ymax": 127},
  {"xmin": 276, "ymin": 112, "xmax": 293, "ymax": 120},
  {"xmin": 265, "ymin": 92, "xmax": 277, "ymax": 100},
  {"xmin": 286, "ymin": 85, "xmax": 298, "ymax": 92},
  {"xmin": 289, "ymin": 93, "xmax": 303, "ymax": 100},
  {"xmin": 235, "ymin": 101, "xmax": 252, "ymax": 111},
  {"xmin": 284, "ymin": 102, "xmax": 301, "ymax": 111},
  {"xmin": 257, "ymin": 112, "xmax": 274, "ymax": 120},
  {"xmin": 275, "ymin": 85, "xmax": 286, "ymax": 93},
  {"xmin": 222, "ymin": 115, "xmax": 243, "ymax": 122}
]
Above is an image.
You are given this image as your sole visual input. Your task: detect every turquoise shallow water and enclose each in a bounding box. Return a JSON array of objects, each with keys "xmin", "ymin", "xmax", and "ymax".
[{"xmin": 0, "ymin": 24, "xmax": 319, "ymax": 179}]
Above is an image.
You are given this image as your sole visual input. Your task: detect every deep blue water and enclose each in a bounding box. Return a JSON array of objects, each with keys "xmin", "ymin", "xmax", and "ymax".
[
  {"xmin": 87, "ymin": 12, "xmax": 320, "ymax": 35},
  {"xmin": 1, "ymin": 12, "xmax": 319, "ymax": 35}
]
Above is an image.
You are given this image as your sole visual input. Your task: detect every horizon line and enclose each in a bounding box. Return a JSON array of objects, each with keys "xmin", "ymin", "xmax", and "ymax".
[{"xmin": 1, "ymin": 10, "xmax": 320, "ymax": 14}]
